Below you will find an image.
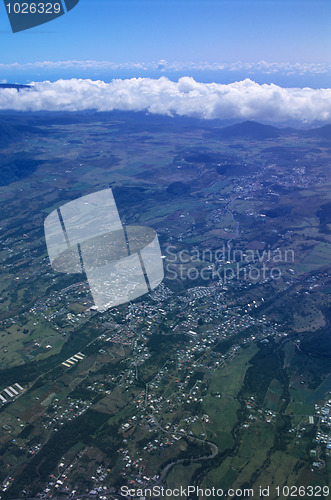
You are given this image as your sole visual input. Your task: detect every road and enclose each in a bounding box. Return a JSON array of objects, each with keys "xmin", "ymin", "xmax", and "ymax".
[{"xmin": 149, "ymin": 413, "xmax": 218, "ymax": 485}]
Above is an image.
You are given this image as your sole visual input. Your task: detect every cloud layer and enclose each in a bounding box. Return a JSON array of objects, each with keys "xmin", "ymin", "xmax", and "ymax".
[
  {"xmin": 1, "ymin": 77, "xmax": 331, "ymax": 123},
  {"xmin": 1, "ymin": 59, "xmax": 330, "ymax": 75}
]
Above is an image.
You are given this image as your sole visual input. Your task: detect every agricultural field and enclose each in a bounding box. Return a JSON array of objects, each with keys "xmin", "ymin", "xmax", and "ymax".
[{"xmin": 0, "ymin": 114, "xmax": 331, "ymax": 497}]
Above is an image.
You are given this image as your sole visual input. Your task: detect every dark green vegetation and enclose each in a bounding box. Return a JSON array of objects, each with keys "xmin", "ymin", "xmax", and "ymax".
[
  {"xmin": 0, "ymin": 113, "xmax": 330, "ymax": 497},
  {"xmin": 0, "ymin": 156, "xmax": 44, "ymax": 186}
]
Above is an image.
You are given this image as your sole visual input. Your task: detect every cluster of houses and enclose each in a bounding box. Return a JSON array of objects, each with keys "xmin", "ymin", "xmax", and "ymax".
[
  {"xmin": 315, "ymin": 398, "xmax": 331, "ymax": 450},
  {"xmin": 42, "ymin": 397, "xmax": 92, "ymax": 430}
]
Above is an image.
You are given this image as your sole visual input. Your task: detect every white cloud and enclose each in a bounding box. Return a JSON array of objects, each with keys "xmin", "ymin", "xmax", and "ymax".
[
  {"xmin": 0, "ymin": 59, "xmax": 330, "ymax": 75},
  {"xmin": 1, "ymin": 77, "xmax": 331, "ymax": 123}
]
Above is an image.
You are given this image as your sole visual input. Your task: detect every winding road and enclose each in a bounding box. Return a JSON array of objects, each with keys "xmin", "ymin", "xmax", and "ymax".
[{"xmin": 149, "ymin": 413, "xmax": 218, "ymax": 485}]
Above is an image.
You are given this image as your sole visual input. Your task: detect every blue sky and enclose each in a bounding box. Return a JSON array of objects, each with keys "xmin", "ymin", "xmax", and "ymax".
[{"xmin": 0, "ymin": 0, "xmax": 331, "ymax": 85}]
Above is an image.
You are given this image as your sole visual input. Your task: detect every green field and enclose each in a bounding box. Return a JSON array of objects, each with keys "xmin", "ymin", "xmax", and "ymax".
[
  {"xmin": 295, "ymin": 242, "xmax": 331, "ymax": 273},
  {"xmin": 0, "ymin": 315, "xmax": 67, "ymax": 367},
  {"xmin": 203, "ymin": 345, "xmax": 258, "ymax": 451},
  {"xmin": 202, "ymin": 419, "xmax": 275, "ymax": 491}
]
